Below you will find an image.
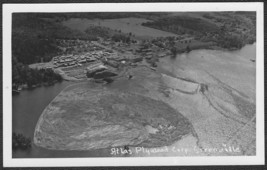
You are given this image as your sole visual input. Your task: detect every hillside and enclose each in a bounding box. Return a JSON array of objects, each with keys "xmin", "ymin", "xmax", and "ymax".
[{"xmin": 142, "ymin": 12, "xmax": 256, "ymax": 49}]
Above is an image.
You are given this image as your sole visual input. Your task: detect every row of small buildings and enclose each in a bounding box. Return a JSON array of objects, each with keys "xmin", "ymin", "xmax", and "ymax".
[{"xmin": 52, "ymin": 49, "xmax": 126, "ymax": 68}]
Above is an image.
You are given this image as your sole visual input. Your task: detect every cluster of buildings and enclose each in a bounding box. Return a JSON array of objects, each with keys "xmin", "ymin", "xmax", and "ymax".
[
  {"xmin": 53, "ymin": 38, "xmax": 137, "ymax": 69},
  {"xmin": 56, "ymin": 39, "xmax": 104, "ymax": 55},
  {"xmin": 56, "ymin": 39, "xmax": 93, "ymax": 47},
  {"xmin": 52, "ymin": 50, "xmax": 120, "ymax": 68},
  {"xmin": 137, "ymin": 43, "xmax": 169, "ymax": 58},
  {"xmin": 52, "ymin": 36, "xmax": 183, "ymax": 71}
]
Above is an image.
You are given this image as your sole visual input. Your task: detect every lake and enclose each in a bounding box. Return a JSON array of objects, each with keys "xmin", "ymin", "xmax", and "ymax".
[
  {"xmin": 12, "ymin": 43, "xmax": 256, "ymax": 158},
  {"xmin": 62, "ymin": 17, "xmax": 177, "ymax": 39},
  {"xmin": 158, "ymin": 43, "xmax": 256, "ymax": 102}
]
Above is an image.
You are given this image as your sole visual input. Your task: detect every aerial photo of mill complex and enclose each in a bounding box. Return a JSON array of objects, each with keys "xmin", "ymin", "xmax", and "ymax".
[{"xmin": 12, "ymin": 12, "xmax": 256, "ymax": 158}]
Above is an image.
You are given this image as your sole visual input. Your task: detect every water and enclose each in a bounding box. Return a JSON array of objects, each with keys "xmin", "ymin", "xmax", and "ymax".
[
  {"xmin": 62, "ymin": 17, "xmax": 177, "ymax": 39},
  {"xmin": 12, "ymin": 43, "xmax": 256, "ymax": 158},
  {"xmin": 13, "ymin": 81, "xmax": 72, "ymax": 137},
  {"xmin": 158, "ymin": 43, "xmax": 256, "ymax": 101}
]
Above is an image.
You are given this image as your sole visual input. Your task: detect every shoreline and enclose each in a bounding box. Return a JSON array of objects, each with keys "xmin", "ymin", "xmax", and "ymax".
[
  {"xmin": 176, "ymin": 41, "xmax": 256, "ymax": 54},
  {"xmin": 12, "ymin": 80, "xmax": 62, "ymax": 94}
]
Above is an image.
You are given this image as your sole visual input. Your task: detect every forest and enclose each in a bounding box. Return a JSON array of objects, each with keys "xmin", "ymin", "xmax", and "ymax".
[
  {"xmin": 12, "ymin": 133, "xmax": 31, "ymax": 151},
  {"xmin": 30, "ymin": 12, "xmax": 169, "ymax": 21},
  {"xmin": 11, "ymin": 13, "xmax": 80, "ymax": 90},
  {"xmin": 12, "ymin": 13, "xmax": 102, "ymax": 64},
  {"xmin": 111, "ymin": 34, "xmax": 131, "ymax": 44},
  {"xmin": 142, "ymin": 12, "xmax": 256, "ymax": 49},
  {"xmin": 143, "ymin": 16, "xmax": 219, "ymax": 34},
  {"xmin": 12, "ymin": 57, "xmax": 62, "ymax": 89}
]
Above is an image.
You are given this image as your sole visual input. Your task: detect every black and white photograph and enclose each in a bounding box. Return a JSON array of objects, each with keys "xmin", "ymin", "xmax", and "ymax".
[{"xmin": 2, "ymin": 2, "xmax": 264, "ymax": 167}]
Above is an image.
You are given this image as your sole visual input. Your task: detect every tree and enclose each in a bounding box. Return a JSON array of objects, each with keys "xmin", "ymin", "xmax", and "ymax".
[
  {"xmin": 12, "ymin": 132, "xmax": 31, "ymax": 151},
  {"xmin": 170, "ymin": 47, "xmax": 178, "ymax": 57},
  {"xmin": 126, "ymin": 36, "xmax": 131, "ymax": 44},
  {"xmin": 186, "ymin": 45, "xmax": 191, "ymax": 53}
]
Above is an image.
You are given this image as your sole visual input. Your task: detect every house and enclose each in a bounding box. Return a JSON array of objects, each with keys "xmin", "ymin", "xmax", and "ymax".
[
  {"xmin": 65, "ymin": 58, "xmax": 73, "ymax": 62},
  {"xmin": 46, "ymin": 66, "xmax": 53, "ymax": 70},
  {"xmin": 68, "ymin": 62, "xmax": 76, "ymax": 66},
  {"xmin": 178, "ymin": 37, "xmax": 194, "ymax": 44},
  {"xmin": 79, "ymin": 59, "xmax": 86, "ymax": 63},
  {"xmin": 131, "ymin": 56, "xmax": 143, "ymax": 63},
  {"xmin": 86, "ymin": 63, "xmax": 108, "ymax": 78},
  {"xmin": 158, "ymin": 53, "xmax": 166, "ymax": 58},
  {"xmin": 59, "ymin": 59, "xmax": 65, "ymax": 63},
  {"xmin": 87, "ymin": 57, "xmax": 96, "ymax": 62}
]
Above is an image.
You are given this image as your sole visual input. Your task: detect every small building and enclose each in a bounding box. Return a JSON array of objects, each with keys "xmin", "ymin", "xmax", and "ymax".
[
  {"xmin": 59, "ymin": 60, "xmax": 65, "ymax": 63},
  {"xmin": 45, "ymin": 66, "xmax": 53, "ymax": 70},
  {"xmin": 158, "ymin": 53, "xmax": 166, "ymax": 58},
  {"xmin": 86, "ymin": 63, "xmax": 108, "ymax": 78},
  {"xmin": 79, "ymin": 59, "xmax": 86, "ymax": 63},
  {"xmin": 87, "ymin": 57, "xmax": 96, "ymax": 62},
  {"xmin": 69, "ymin": 62, "xmax": 76, "ymax": 66},
  {"xmin": 131, "ymin": 56, "xmax": 143, "ymax": 63}
]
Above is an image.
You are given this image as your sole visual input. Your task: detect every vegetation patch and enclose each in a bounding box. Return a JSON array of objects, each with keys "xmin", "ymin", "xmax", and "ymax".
[
  {"xmin": 12, "ymin": 133, "xmax": 31, "ymax": 151},
  {"xmin": 142, "ymin": 12, "xmax": 256, "ymax": 50},
  {"xmin": 143, "ymin": 16, "xmax": 219, "ymax": 34}
]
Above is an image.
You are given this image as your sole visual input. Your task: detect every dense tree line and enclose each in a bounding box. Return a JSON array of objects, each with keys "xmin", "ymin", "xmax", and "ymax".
[
  {"xmin": 217, "ymin": 34, "xmax": 244, "ymax": 49},
  {"xmin": 142, "ymin": 16, "xmax": 219, "ymax": 34},
  {"xmin": 12, "ymin": 133, "xmax": 31, "ymax": 151},
  {"xmin": 12, "ymin": 14, "xmax": 71, "ymax": 90},
  {"xmin": 202, "ymin": 12, "xmax": 256, "ymax": 49},
  {"xmin": 31, "ymin": 12, "xmax": 170, "ymax": 21},
  {"xmin": 12, "ymin": 57, "xmax": 62, "ymax": 89},
  {"xmin": 85, "ymin": 26, "xmax": 110, "ymax": 39},
  {"xmin": 142, "ymin": 13, "xmax": 256, "ymax": 50},
  {"xmin": 12, "ymin": 13, "xmax": 100, "ymax": 65},
  {"xmin": 12, "ymin": 14, "xmax": 60, "ymax": 64},
  {"xmin": 111, "ymin": 34, "xmax": 131, "ymax": 44},
  {"xmin": 33, "ymin": 12, "xmax": 136, "ymax": 20}
]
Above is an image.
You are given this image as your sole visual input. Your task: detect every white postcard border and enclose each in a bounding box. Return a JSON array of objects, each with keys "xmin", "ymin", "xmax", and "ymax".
[{"xmin": 2, "ymin": 2, "xmax": 265, "ymax": 167}]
